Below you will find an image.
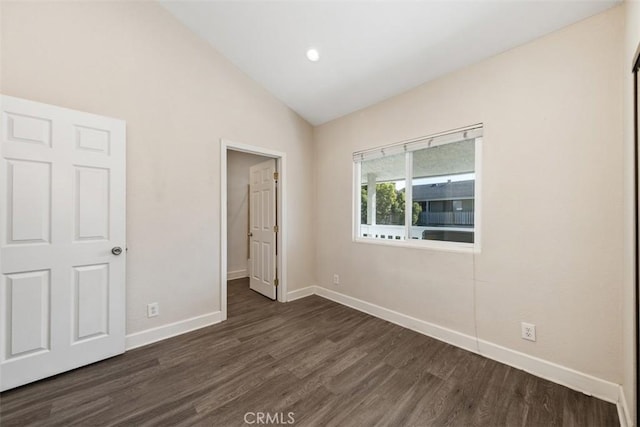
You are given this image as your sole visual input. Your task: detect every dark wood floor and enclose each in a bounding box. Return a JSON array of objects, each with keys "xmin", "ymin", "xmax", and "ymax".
[{"xmin": 0, "ymin": 278, "xmax": 619, "ymax": 426}]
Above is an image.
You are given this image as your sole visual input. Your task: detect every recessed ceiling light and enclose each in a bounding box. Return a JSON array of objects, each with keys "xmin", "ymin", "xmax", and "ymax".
[{"xmin": 306, "ymin": 48, "xmax": 320, "ymax": 62}]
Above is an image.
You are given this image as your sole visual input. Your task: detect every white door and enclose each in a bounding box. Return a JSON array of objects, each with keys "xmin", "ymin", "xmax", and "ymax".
[
  {"xmin": 248, "ymin": 159, "xmax": 277, "ymax": 300},
  {"xmin": 0, "ymin": 95, "xmax": 126, "ymax": 391}
]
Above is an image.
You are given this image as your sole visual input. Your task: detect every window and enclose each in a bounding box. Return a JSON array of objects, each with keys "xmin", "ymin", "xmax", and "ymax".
[
  {"xmin": 354, "ymin": 125, "xmax": 481, "ymax": 249},
  {"xmin": 360, "ymin": 152, "xmax": 405, "ymax": 240}
]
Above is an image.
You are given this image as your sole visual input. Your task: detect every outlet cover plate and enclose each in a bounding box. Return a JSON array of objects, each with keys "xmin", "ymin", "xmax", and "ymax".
[
  {"xmin": 521, "ymin": 322, "xmax": 536, "ymax": 342},
  {"xmin": 147, "ymin": 302, "xmax": 159, "ymax": 318}
]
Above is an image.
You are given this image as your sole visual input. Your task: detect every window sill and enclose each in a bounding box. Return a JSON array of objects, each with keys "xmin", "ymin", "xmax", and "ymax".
[{"xmin": 353, "ymin": 236, "xmax": 479, "ymax": 254}]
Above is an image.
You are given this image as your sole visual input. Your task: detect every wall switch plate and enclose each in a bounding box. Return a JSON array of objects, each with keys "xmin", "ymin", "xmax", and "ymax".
[
  {"xmin": 521, "ymin": 322, "xmax": 536, "ymax": 341},
  {"xmin": 147, "ymin": 302, "xmax": 159, "ymax": 318},
  {"xmin": 333, "ymin": 274, "xmax": 340, "ymax": 285}
]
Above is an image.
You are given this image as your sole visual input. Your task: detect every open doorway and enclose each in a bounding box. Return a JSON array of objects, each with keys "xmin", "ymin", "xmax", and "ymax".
[
  {"xmin": 220, "ymin": 140, "xmax": 288, "ymax": 321},
  {"xmin": 226, "ymin": 150, "xmax": 272, "ymax": 283}
]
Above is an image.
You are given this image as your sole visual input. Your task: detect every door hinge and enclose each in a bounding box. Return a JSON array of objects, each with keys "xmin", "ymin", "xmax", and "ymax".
[
  {"xmin": 273, "ymin": 172, "xmax": 279, "ymax": 181},
  {"xmin": 274, "ymin": 277, "xmax": 279, "ymax": 288},
  {"xmin": 273, "ymin": 225, "xmax": 279, "ymax": 233}
]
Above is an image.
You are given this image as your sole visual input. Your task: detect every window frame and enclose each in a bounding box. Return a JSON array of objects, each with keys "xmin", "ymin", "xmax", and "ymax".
[{"xmin": 352, "ymin": 128, "xmax": 482, "ymax": 253}]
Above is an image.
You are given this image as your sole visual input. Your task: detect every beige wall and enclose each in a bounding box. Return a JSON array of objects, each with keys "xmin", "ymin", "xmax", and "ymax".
[
  {"xmin": 226, "ymin": 150, "xmax": 270, "ymax": 276},
  {"xmin": 314, "ymin": 6, "xmax": 624, "ymax": 383},
  {"xmin": 0, "ymin": 1, "xmax": 315, "ymax": 335},
  {"xmin": 623, "ymin": 0, "xmax": 640, "ymax": 423}
]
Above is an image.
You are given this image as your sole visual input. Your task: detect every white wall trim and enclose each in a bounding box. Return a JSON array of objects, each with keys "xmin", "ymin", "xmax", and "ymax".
[
  {"xmin": 227, "ymin": 269, "xmax": 248, "ymax": 280},
  {"xmin": 312, "ymin": 286, "xmax": 621, "ymax": 405},
  {"xmin": 476, "ymin": 338, "xmax": 618, "ymax": 403},
  {"xmin": 618, "ymin": 385, "xmax": 633, "ymax": 427},
  {"xmin": 287, "ymin": 286, "xmax": 316, "ymax": 301},
  {"xmin": 315, "ymin": 286, "xmax": 478, "ymax": 353},
  {"xmin": 125, "ymin": 311, "xmax": 222, "ymax": 351}
]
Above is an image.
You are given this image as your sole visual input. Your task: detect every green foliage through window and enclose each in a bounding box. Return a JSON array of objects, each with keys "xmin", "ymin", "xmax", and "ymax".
[{"xmin": 361, "ymin": 183, "xmax": 422, "ymax": 226}]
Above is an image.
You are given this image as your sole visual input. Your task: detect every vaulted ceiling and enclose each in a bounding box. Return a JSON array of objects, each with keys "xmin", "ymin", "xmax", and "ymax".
[{"xmin": 161, "ymin": 1, "xmax": 620, "ymax": 125}]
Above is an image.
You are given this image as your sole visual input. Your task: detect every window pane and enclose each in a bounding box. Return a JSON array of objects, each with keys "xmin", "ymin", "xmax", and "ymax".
[
  {"xmin": 411, "ymin": 139, "xmax": 475, "ymax": 243},
  {"xmin": 359, "ymin": 153, "xmax": 406, "ymax": 240}
]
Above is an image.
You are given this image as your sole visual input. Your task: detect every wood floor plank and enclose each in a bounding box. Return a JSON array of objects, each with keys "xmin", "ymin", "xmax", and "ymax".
[
  {"xmin": 0, "ymin": 278, "xmax": 619, "ymax": 426},
  {"xmin": 373, "ymin": 370, "xmax": 445, "ymax": 427}
]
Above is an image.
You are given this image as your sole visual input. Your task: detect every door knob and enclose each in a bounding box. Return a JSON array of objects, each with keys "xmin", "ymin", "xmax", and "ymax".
[
  {"xmin": 112, "ymin": 247, "xmax": 123, "ymax": 256},
  {"xmin": 248, "ymin": 232, "xmax": 253, "ymax": 237}
]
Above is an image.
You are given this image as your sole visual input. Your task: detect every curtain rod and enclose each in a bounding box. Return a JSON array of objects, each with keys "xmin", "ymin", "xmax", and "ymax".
[{"xmin": 353, "ymin": 123, "xmax": 483, "ymax": 158}]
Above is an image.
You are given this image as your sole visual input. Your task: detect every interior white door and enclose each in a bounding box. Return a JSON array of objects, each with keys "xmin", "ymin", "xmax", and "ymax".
[
  {"xmin": 248, "ymin": 159, "xmax": 277, "ymax": 300},
  {"xmin": 0, "ymin": 95, "xmax": 126, "ymax": 391}
]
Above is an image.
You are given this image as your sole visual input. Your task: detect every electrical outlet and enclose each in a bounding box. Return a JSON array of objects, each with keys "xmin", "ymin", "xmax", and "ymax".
[
  {"xmin": 333, "ymin": 274, "xmax": 340, "ymax": 285},
  {"xmin": 521, "ymin": 322, "xmax": 536, "ymax": 342},
  {"xmin": 147, "ymin": 302, "xmax": 159, "ymax": 318}
]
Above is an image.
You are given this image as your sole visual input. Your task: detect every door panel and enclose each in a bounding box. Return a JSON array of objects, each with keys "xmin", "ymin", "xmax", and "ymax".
[
  {"xmin": 73, "ymin": 264, "xmax": 109, "ymax": 342},
  {"xmin": 74, "ymin": 166, "xmax": 110, "ymax": 240},
  {"xmin": 262, "ymin": 242, "xmax": 272, "ymax": 283},
  {"xmin": 75, "ymin": 125, "xmax": 110, "ymax": 154},
  {"xmin": 262, "ymin": 189, "xmax": 270, "ymax": 230},
  {"xmin": 5, "ymin": 270, "xmax": 51, "ymax": 358},
  {"xmin": 5, "ymin": 113, "xmax": 52, "ymax": 146},
  {"xmin": 248, "ymin": 159, "xmax": 277, "ymax": 300},
  {"xmin": 0, "ymin": 95, "xmax": 126, "ymax": 391},
  {"xmin": 251, "ymin": 241, "xmax": 259, "ymax": 281},
  {"xmin": 6, "ymin": 160, "xmax": 51, "ymax": 244}
]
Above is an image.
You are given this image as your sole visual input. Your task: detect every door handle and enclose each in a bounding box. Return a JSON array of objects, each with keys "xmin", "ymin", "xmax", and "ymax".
[
  {"xmin": 112, "ymin": 247, "xmax": 123, "ymax": 256},
  {"xmin": 248, "ymin": 232, "xmax": 253, "ymax": 237}
]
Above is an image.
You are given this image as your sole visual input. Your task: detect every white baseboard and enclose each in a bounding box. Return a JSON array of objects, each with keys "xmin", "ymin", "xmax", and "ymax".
[
  {"xmin": 227, "ymin": 269, "xmax": 248, "ymax": 280},
  {"xmin": 287, "ymin": 286, "xmax": 316, "ymax": 301},
  {"xmin": 314, "ymin": 286, "xmax": 478, "ymax": 353},
  {"xmin": 618, "ymin": 385, "xmax": 633, "ymax": 427},
  {"xmin": 477, "ymin": 338, "xmax": 618, "ymax": 403},
  {"xmin": 313, "ymin": 286, "xmax": 621, "ymax": 405},
  {"xmin": 125, "ymin": 311, "xmax": 223, "ymax": 351}
]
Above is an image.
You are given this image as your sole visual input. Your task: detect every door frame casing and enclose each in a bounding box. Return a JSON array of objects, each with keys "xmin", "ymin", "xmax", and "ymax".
[{"xmin": 220, "ymin": 139, "xmax": 288, "ymax": 320}]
